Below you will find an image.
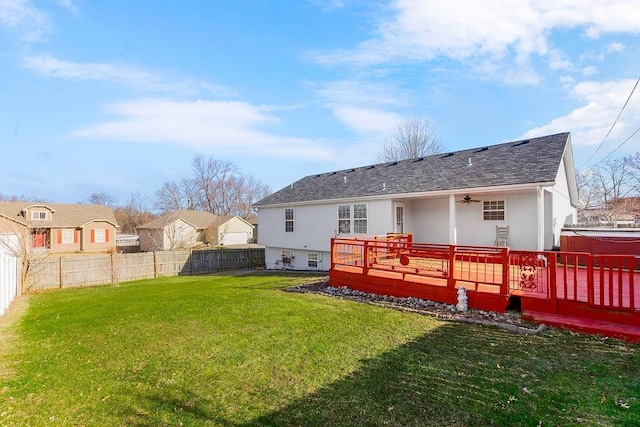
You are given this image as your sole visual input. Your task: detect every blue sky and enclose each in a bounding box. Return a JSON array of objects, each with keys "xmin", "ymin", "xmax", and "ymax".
[{"xmin": 1, "ymin": 0, "xmax": 639, "ymax": 204}]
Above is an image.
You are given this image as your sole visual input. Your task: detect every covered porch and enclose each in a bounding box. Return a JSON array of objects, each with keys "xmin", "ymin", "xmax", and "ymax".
[{"xmin": 391, "ymin": 185, "xmax": 569, "ymax": 252}]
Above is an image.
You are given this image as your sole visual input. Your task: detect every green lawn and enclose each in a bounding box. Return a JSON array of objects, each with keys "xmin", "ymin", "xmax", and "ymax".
[{"xmin": 1, "ymin": 273, "xmax": 638, "ymax": 426}]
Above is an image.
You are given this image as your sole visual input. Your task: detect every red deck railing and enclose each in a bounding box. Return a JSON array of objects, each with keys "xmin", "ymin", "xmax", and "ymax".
[{"xmin": 331, "ymin": 235, "xmax": 640, "ymax": 317}]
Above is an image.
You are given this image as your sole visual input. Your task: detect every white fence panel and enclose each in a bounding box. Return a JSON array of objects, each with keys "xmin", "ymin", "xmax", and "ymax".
[{"xmin": 0, "ymin": 239, "xmax": 19, "ymax": 317}]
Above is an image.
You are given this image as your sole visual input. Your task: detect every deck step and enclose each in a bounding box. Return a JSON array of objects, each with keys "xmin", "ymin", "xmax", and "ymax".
[{"xmin": 524, "ymin": 310, "xmax": 640, "ymax": 343}]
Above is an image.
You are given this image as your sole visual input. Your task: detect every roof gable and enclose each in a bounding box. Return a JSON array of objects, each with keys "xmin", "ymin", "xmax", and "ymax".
[
  {"xmin": 138, "ymin": 210, "xmax": 219, "ymax": 230},
  {"xmin": 0, "ymin": 202, "xmax": 117, "ymax": 228},
  {"xmin": 255, "ymin": 133, "xmax": 571, "ymax": 207}
]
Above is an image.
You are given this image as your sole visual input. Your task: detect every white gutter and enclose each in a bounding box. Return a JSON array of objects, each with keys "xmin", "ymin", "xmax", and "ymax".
[{"xmin": 255, "ymin": 181, "xmax": 556, "ymax": 209}]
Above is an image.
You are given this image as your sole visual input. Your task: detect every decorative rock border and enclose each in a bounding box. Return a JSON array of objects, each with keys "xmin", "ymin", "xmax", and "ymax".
[{"xmin": 286, "ymin": 278, "xmax": 546, "ymax": 336}]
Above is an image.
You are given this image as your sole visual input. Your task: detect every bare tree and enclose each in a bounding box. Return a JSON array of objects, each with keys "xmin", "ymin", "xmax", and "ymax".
[
  {"xmin": 153, "ymin": 155, "xmax": 272, "ymax": 217},
  {"xmin": 0, "ymin": 216, "xmax": 49, "ymax": 292},
  {"xmin": 114, "ymin": 192, "xmax": 156, "ymax": 234},
  {"xmin": 576, "ymin": 156, "xmax": 639, "ymax": 224},
  {"xmin": 376, "ymin": 117, "xmax": 444, "ymax": 162},
  {"xmin": 154, "ymin": 179, "xmax": 199, "ymax": 214},
  {"xmin": 88, "ymin": 192, "xmax": 117, "ymax": 208}
]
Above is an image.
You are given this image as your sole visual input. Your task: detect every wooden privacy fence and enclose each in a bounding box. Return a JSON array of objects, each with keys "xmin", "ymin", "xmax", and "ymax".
[{"xmin": 26, "ymin": 247, "xmax": 265, "ymax": 292}]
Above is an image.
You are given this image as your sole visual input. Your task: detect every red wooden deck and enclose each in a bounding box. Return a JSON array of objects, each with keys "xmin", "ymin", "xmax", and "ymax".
[{"xmin": 330, "ymin": 235, "xmax": 640, "ymax": 342}]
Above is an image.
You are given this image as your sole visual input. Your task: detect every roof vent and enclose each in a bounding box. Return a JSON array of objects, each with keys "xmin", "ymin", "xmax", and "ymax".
[
  {"xmin": 511, "ymin": 139, "xmax": 530, "ymax": 147},
  {"xmin": 440, "ymin": 152, "xmax": 454, "ymax": 158},
  {"xmin": 347, "ymin": 168, "xmax": 356, "ymax": 173},
  {"xmin": 386, "ymin": 161, "xmax": 398, "ymax": 167},
  {"xmin": 343, "ymin": 176, "xmax": 347, "ymax": 183},
  {"xmin": 474, "ymin": 147, "xmax": 488, "ymax": 153},
  {"xmin": 329, "ymin": 172, "xmax": 337, "ymax": 176},
  {"xmin": 365, "ymin": 165, "xmax": 375, "ymax": 170}
]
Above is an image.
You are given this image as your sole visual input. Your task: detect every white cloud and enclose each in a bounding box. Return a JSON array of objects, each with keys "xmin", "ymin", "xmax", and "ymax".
[
  {"xmin": 314, "ymin": 79, "xmax": 408, "ymax": 133},
  {"xmin": 22, "ymin": 54, "xmax": 227, "ymax": 96},
  {"xmin": 521, "ymin": 79, "xmax": 640, "ymax": 160},
  {"xmin": 0, "ymin": 0, "xmax": 51, "ymax": 42},
  {"xmin": 316, "ymin": 1, "xmax": 640, "ymax": 82},
  {"xmin": 56, "ymin": 0, "xmax": 78, "ymax": 14},
  {"xmin": 71, "ymin": 98, "xmax": 333, "ymax": 160},
  {"xmin": 331, "ymin": 105, "xmax": 403, "ymax": 134}
]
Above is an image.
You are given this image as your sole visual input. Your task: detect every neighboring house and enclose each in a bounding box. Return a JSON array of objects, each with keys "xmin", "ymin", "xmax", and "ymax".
[
  {"xmin": 254, "ymin": 132, "xmax": 579, "ymax": 271},
  {"xmin": 137, "ymin": 210, "xmax": 254, "ymax": 251},
  {"xmin": 578, "ymin": 197, "xmax": 640, "ymax": 226},
  {"xmin": 0, "ymin": 202, "xmax": 118, "ymax": 254},
  {"xmin": 246, "ymin": 213, "xmax": 258, "ymax": 242}
]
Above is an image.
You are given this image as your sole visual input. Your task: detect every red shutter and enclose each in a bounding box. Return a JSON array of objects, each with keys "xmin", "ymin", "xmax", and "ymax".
[
  {"xmin": 74, "ymin": 230, "xmax": 79, "ymax": 244},
  {"xmin": 105, "ymin": 229, "xmax": 110, "ymax": 242},
  {"xmin": 57, "ymin": 230, "xmax": 62, "ymax": 244},
  {"xmin": 90, "ymin": 229, "xmax": 95, "ymax": 243}
]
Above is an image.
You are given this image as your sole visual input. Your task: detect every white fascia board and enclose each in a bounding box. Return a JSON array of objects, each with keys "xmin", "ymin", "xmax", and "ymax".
[{"xmin": 255, "ymin": 182, "xmax": 556, "ymax": 209}]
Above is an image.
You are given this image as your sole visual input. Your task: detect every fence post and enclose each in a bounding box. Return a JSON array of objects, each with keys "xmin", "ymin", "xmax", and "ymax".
[
  {"xmin": 59, "ymin": 257, "xmax": 64, "ymax": 289},
  {"xmin": 189, "ymin": 250, "xmax": 194, "ymax": 276},
  {"xmin": 153, "ymin": 251, "xmax": 159, "ymax": 278}
]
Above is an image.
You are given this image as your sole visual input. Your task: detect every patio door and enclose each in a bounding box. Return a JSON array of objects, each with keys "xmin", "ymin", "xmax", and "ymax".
[{"xmin": 394, "ymin": 204, "xmax": 404, "ymax": 234}]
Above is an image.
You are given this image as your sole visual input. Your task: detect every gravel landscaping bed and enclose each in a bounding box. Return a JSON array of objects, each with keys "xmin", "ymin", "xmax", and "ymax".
[{"xmin": 286, "ymin": 277, "xmax": 545, "ymax": 335}]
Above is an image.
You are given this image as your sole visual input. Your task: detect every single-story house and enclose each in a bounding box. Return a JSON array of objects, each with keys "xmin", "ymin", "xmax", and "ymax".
[
  {"xmin": 253, "ymin": 132, "xmax": 579, "ymax": 271},
  {"xmin": 0, "ymin": 202, "xmax": 118, "ymax": 254},
  {"xmin": 137, "ymin": 210, "xmax": 254, "ymax": 251}
]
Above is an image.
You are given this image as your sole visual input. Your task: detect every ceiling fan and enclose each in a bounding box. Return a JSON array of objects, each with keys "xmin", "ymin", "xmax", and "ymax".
[{"xmin": 458, "ymin": 195, "xmax": 481, "ymax": 204}]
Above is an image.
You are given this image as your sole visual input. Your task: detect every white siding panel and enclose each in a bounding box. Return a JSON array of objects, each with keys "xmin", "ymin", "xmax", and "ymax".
[{"xmin": 412, "ymin": 198, "xmax": 449, "ymax": 243}]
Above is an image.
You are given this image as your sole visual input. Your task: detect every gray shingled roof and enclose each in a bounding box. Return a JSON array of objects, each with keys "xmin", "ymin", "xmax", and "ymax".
[
  {"xmin": 137, "ymin": 210, "xmax": 222, "ymax": 230},
  {"xmin": 0, "ymin": 202, "xmax": 117, "ymax": 227},
  {"xmin": 254, "ymin": 133, "xmax": 570, "ymax": 207}
]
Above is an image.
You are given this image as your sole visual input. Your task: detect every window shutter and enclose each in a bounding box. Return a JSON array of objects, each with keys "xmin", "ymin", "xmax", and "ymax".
[
  {"xmin": 57, "ymin": 230, "xmax": 62, "ymax": 244},
  {"xmin": 90, "ymin": 229, "xmax": 95, "ymax": 243},
  {"xmin": 74, "ymin": 230, "xmax": 79, "ymax": 244},
  {"xmin": 105, "ymin": 229, "xmax": 110, "ymax": 242}
]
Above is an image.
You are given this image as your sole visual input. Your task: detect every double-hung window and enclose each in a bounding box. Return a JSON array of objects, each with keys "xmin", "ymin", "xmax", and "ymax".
[
  {"xmin": 284, "ymin": 208, "xmax": 294, "ymax": 232},
  {"xmin": 337, "ymin": 204, "xmax": 368, "ymax": 234}
]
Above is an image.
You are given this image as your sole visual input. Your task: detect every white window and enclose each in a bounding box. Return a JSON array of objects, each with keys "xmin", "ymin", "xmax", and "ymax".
[
  {"xmin": 354, "ymin": 204, "xmax": 368, "ymax": 234},
  {"xmin": 94, "ymin": 229, "xmax": 106, "ymax": 243},
  {"xmin": 337, "ymin": 204, "xmax": 368, "ymax": 234},
  {"xmin": 308, "ymin": 252, "xmax": 318, "ymax": 268},
  {"xmin": 31, "ymin": 211, "xmax": 47, "ymax": 220},
  {"xmin": 483, "ymin": 201, "xmax": 505, "ymax": 221},
  {"xmin": 62, "ymin": 229, "xmax": 74, "ymax": 244},
  {"xmin": 285, "ymin": 208, "xmax": 294, "ymax": 233},
  {"xmin": 338, "ymin": 205, "xmax": 351, "ymax": 234}
]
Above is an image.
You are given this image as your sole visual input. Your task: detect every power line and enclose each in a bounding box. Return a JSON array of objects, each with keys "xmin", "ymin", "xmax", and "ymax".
[
  {"xmin": 579, "ymin": 77, "xmax": 640, "ymax": 168},
  {"xmin": 596, "ymin": 125, "xmax": 640, "ymax": 163}
]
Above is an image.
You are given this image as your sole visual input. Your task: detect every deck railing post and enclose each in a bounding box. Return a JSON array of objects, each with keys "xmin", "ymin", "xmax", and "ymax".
[
  {"xmin": 330, "ymin": 238, "xmax": 335, "ymax": 271},
  {"xmin": 447, "ymin": 244, "xmax": 456, "ymax": 288},
  {"xmin": 549, "ymin": 251, "xmax": 557, "ymax": 310},
  {"xmin": 363, "ymin": 240, "xmax": 369, "ymax": 275},
  {"xmin": 500, "ymin": 247, "xmax": 509, "ymax": 295}
]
